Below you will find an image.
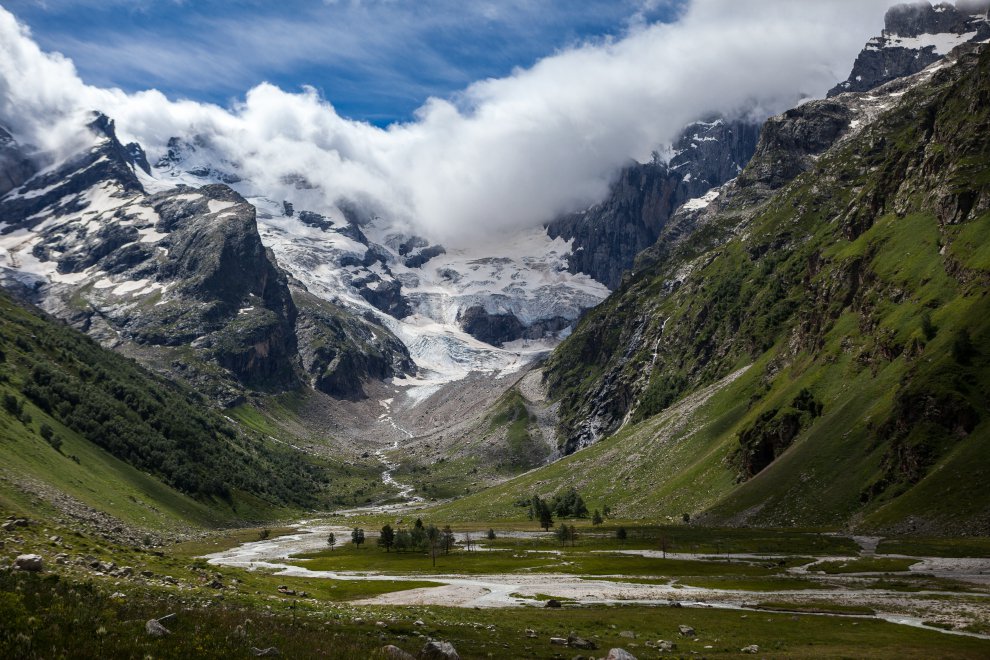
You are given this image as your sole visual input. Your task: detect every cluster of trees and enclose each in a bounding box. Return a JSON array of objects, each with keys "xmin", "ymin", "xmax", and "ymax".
[
  {"xmin": 333, "ymin": 519, "xmax": 468, "ymax": 567},
  {"xmin": 0, "ymin": 293, "xmax": 329, "ymax": 507},
  {"xmin": 521, "ymin": 488, "xmax": 607, "ymax": 530}
]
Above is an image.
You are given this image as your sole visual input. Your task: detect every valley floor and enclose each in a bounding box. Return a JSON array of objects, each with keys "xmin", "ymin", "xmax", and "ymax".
[{"xmin": 6, "ymin": 502, "xmax": 990, "ymax": 659}]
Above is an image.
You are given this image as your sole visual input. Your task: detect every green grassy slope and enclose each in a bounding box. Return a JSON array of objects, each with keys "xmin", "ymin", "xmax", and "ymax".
[
  {"xmin": 0, "ymin": 291, "xmax": 331, "ymax": 530},
  {"xmin": 476, "ymin": 48, "xmax": 990, "ymax": 533}
]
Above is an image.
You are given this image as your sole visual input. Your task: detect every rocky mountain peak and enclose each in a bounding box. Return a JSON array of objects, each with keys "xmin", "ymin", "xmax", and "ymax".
[{"xmin": 828, "ymin": 0, "xmax": 990, "ymax": 97}]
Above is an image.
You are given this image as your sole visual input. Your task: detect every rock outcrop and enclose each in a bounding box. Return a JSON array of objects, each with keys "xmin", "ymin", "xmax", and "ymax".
[
  {"xmin": 829, "ymin": 1, "xmax": 990, "ymax": 97},
  {"xmin": 547, "ymin": 118, "xmax": 761, "ymax": 289}
]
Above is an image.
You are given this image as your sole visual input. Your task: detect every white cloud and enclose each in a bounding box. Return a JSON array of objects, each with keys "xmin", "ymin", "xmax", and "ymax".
[{"xmin": 0, "ymin": 0, "xmax": 898, "ymax": 243}]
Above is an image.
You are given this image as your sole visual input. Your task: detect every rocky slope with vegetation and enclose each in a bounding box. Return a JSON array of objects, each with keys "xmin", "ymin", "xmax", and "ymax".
[
  {"xmin": 540, "ymin": 43, "xmax": 990, "ymax": 533},
  {"xmin": 0, "ymin": 290, "xmax": 334, "ymax": 533}
]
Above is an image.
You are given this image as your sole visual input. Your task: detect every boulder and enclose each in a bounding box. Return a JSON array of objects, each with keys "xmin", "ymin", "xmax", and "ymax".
[
  {"xmin": 251, "ymin": 648, "xmax": 280, "ymax": 657},
  {"xmin": 382, "ymin": 646, "xmax": 416, "ymax": 660},
  {"xmin": 606, "ymin": 649, "xmax": 638, "ymax": 660},
  {"xmin": 13, "ymin": 554, "xmax": 43, "ymax": 572},
  {"xmin": 567, "ymin": 634, "xmax": 596, "ymax": 650},
  {"xmin": 550, "ymin": 637, "xmax": 568, "ymax": 646},
  {"xmin": 741, "ymin": 644, "xmax": 760, "ymax": 654},
  {"xmin": 525, "ymin": 628, "xmax": 537, "ymax": 638},
  {"xmin": 619, "ymin": 630, "xmax": 636, "ymax": 639},
  {"xmin": 418, "ymin": 640, "xmax": 460, "ymax": 660},
  {"xmin": 657, "ymin": 640, "xmax": 677, "ymax": 652},
  {"xmin": 145, "ymin": 619, "xmax": 171, "ymax": 638},
  {"xmin": 678, "ymin": 625, "xmax": 695, "ymax": 637}
]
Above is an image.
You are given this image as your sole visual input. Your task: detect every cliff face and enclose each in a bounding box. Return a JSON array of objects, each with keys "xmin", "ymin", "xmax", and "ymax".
[
  {"xmin": 0, "ymin": 127, "xmax": 35, "ymax": 197},
  {"xmin": 542, "ymin": 45, "xmax": 990, "ymax": 532},
  {"xmin": 547, "ymin": 118, "xmax": 761, "ymax": 289},
  {"xmin": 829, "ymin": 1, "xmax": 990, "ymax": 97}
]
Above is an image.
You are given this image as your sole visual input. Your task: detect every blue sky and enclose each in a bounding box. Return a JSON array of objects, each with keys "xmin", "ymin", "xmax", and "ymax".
[{"xmin": 3, "ymin": 0, "xmax": 680, "ymax": 125}]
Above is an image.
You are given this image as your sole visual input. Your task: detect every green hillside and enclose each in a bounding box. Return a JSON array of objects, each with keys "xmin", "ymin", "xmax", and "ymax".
[
  {"xmin": 0, "ymin": 291, "xmax": 331, "ymax": 531},
  {"xmin": 463, "ymin": 47, "xmax": 990, "ymax": 534}
]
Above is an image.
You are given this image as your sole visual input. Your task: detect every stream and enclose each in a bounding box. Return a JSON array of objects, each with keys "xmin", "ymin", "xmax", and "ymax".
[
  {"xmin": 204, "ymin": 520, "xmax": 990, "ymax": 640},
  {"xmin": 375, "ymin": 402, "xmax": 422, "ymax": 504}
]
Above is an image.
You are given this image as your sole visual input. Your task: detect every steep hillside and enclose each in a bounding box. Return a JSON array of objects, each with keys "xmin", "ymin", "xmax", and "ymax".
[
  {"xmin": 534, "ymin": 45, "xmax": 990, "ymax": 534},
  {"xmin": 0, "ymin": 290, "xmax": 332, "ymax": 535}
]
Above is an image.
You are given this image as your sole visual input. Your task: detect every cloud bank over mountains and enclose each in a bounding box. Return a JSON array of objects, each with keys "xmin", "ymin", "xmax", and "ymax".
[{"xmin": 0, "ymin": 1, "xmax": 896, "ymax": 242}]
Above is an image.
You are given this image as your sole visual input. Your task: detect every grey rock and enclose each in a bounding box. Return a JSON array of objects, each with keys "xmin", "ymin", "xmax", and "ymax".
[
  {"xmin": 457, "ymin": 304, "xmax": 572, "ymax": 347},
  {"xmin": 678, "ymin": 625, "xmax": 695, "ymax": 637},
  {"xmin": 606, "ymin": 649, "xmax": 638, "ymax": 660},
  {"xmin": 13, "ymin": 554, "xmax": 43, "ymax": 572},
  {"xmin": 0, "ymin": 126, "xmax": 36, "ymax": 197},
  {"xmin": 619, "ymin": 630, "xmax": 636, "ymax": 639},
  {"xmin": 382, "ymin": 645, "xmax": 416, "ymax": 660},
  {"xmin": 550, "ymin": 637, "xmax": 569, "ymax": 646},
  {"xmin": 525, "ymin": 628, "xmax": 537, "ymax": 638},
  {"xmin": 145, "ymin": 619, "xmax": 171, "ymax": 637},
  {"xmin": 567, "ymin": 634, "xmax": 596, "ymax": 650},
  {"xmin": 251, "ymin": 647, "xmax": 280, "ymax": 657},
  {"xmin": 741, "ymin": 644, "xmax": 760, "ymax": 654},
  {"xmin": 657, "ymin": 640, "xmax": 677, "ymax": 652},
  {"xmin": 418, "ymin": 640, "xmax": 460, "ymax": 660}
]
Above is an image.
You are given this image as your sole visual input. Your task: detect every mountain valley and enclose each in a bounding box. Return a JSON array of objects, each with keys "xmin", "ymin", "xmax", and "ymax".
[{"xmin": 2, "ymin": 1, "xmax": 990, "ymax": 658}]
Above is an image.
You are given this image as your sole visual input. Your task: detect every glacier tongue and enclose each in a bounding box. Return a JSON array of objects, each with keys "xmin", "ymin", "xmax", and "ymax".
[{"xmin": 254, "ymin": 200, "xmax": 609, "ymax": 402}]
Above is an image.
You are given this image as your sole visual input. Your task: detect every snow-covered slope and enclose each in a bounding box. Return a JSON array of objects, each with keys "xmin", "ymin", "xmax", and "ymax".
[{"xmin": 148, "ymin": 147, "xmax": 610, "ymax": 399}]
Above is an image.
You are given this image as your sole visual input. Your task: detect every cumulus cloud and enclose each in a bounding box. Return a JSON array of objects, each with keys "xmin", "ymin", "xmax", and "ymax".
[{"xmin": 0, "ymin": 0, "xmax": 898, "ymax": 242}]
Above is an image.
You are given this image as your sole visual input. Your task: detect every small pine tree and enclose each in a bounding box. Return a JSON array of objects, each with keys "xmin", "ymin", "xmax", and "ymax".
[
  {"xmin": 569, "ymin": 525, "xmax": 577, "ymax": 547},
  {"xmin": 327, "ymin": 532, "xmax": 336, "ymax": 551},
  {"xmin": 616, "ymin": 527, "xmax": 627, "ymax": 545},
  {"xmin": 378, "ymin": 524, "xmax": 395, "ymax": 552},
  {"xmin": 592, "ymin": 509, "xmax": 603, "ymax": 526},
  {"xmin": 351, "ymin": 527, "xmax": 365, "ymax": 549},
  {"xmin": 426, "ymin": 525, "xmax": 440, "ymax": 567},
  {"xmin": 486, "ymin": 528, "xmax": 497, "ymax": 541},
  {"xmin": 539, "ymin": 500, "xmax": 554, "ymax": 531}
]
